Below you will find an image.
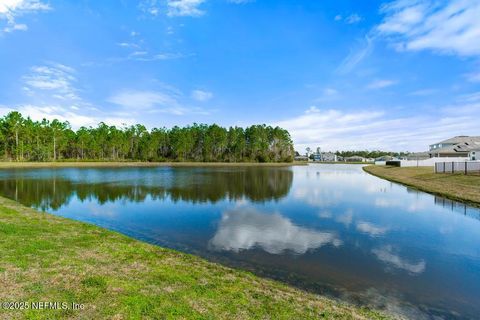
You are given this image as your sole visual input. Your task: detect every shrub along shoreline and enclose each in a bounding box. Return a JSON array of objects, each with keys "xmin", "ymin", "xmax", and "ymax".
[{"xmin": 0, "ymin": 195, "xmax": 390, "ymax": 319}]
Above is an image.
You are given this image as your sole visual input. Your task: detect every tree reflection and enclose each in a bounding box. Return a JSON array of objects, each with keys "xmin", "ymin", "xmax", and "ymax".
[{"xmin": 0, "ymin": 167, "xmax": 293, "ymax": 210}]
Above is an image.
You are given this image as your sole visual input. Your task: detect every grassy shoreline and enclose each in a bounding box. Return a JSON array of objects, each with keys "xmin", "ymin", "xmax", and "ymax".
[
  {"xmin": 0, "ymin": 161, "xmax": 306, "ymax": 169},
  {"xmin": 0, "ymin": 195, "xmax": 389, "ymax": 319},
  {"xmin": 363, "ymin": 165, "xmax": 480, "ymax": 208}
]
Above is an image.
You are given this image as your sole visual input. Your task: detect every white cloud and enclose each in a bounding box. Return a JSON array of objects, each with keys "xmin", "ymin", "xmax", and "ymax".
[
  {"xmin": 323, "ymin": 88, "xmax": 338, "ymax": 96},
  {"xmin": 366, "ymin": 79, "xmax": 397, "ymax": 89},
  {"xmin": 457, "ymin": 91, "xmax": 480, "ymax": 103},
  {"xmin": 356, "ymin": 221, "xmax": 388, "ymax": 237},
  {"xmin": 191, "ymin": 89, "xmax": 213, "ymax": 102},
  {"xmin": 313, "ymin": 88, "xmax": 340, "ymax": 103},
  {"xmin": 116, "ymin": 36, "xmax": 188, "ymax": 63},
  {"xmin": 372, "ymin": 245, "xmax": 426, "ymax": 275},
  {"xmin": 19, "ymin": 105, "xmax": 97, "ymax": 127},
  {"xmin": 23, "ymin": 63, "xmax": 80, "ymax": 101},
  {"xmin": 466, "ymin": 71, "xmax": 480, "ymax": 82},
  {"xmin": 117, "ymin": 42, "xmax": 140, "ymax": 48},
  {"xmin": 134, "ymin": 52, "xmax": 187, "ymax": 61},
  {"xmin": 0, "ymin": 104, "xmax": 134, "ymax": 129},
  {"xmin": 140, "ymin": 0, "xmax": 206, "ymax": 17},
  {"xmin": 167, "ymin": 0, "xmax": 205, "ymax": 17},
  {"xmin": 0, "ymin": 0, "xmax": 50, "ymax": 34},
  {"xmin": 409, "ymin": 88, "xmax": 437, "ymax": 96},
  {"xmin": 0, "ymin": 0, "xmax": 49, "ymax": 13},
  {"xmin": 108, "ymin": 90, "xmax": 181, "ymax": 113},
  {"xmin": 139, "ymin": 0, "xmax": 162, "ymax": 16},
  {"xmin": 130, "ymin": 51, "xmax": 147, "ymax": 57},
  {"xmin": 336, "ymin": 35, "xmax": 374, "ymax": 74},
  {"xmin": 377, "ymin": 0, "xmax": 480, "ymax": 56},
  {"xmin": 345, "ymin": 13, "xmax": 362, "ymax": 24},
  {"xmin": 228, "ymin": 0, "xmax": 253, "ymax": 3},
  {"xmin": 274, "ymin": 103, "xmax": 479, "ymax": 152},
  {"xmin": 209, "ymin": 207, "xmax": 341, "ymax": 254},
  {"xmin": 335, "ymin": 13, "xmax": 362, "ymax": 24},
  {"xmin": 108, "ymin": 89, "xmax": 210, "ymax": 116},
  {"xmin": 9, "ymin": 62, "xmax": 140, "ymax": 129},
  {"xmin": 2, "ymin": 22, "xmax": 26, "ymax": 32},
  {"xmin": 276, "ymin": 107, "xmax": 384, "ymax": 149}
]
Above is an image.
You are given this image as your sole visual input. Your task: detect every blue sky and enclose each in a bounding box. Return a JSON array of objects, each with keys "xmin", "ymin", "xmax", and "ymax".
[{"xmin": 0, "ymin": 0, "xmax": 479, "ymax": 152}]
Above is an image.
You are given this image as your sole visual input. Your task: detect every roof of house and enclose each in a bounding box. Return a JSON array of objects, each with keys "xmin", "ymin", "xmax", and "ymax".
[
  {"xmin": 453, "ymin": 141, "xmax": 480, "ymax": 152},
  {"xmin": 405, "ymin": 152, "xmax": 430, "ymax": 160},
  {"xmin": 429, "ymin": 145, "xmax": 468, "ymax": 154},
  {"xmin": 375, "ymin": 155, "xmax": 394, "ymax": 161},
  {"xmin": 429, "ymin": 136, "xmax": 480, "ymax": 154},
  {"xmin": 433, "ymin": 136, "xmax": 480, "ymax": 145},
  {"xmin": 409, "ymin": 152, "xmax": 429, "ymax": 156}
]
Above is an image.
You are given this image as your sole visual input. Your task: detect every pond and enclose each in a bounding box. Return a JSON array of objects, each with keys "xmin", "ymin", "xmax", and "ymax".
[{"xmin": 0, "ymin": 164, "xmax": 479, "ymax": 319}]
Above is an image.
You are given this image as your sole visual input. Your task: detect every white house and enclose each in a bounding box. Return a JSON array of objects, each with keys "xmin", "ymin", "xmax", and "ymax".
[
  {"xmin": 321, "ymin": 152, "xmax": 337, "ymax": 162},
  {"xmin": 429, "ymin": 136, "xmax": 480, "ymax": 157}
]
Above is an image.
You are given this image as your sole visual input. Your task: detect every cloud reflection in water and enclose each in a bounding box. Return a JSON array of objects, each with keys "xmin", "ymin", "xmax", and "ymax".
[
  {"xmin": 372, "ymin": 245, "xmax": 426, "ymax": 275},
  {"xmin": 209, "ymin": 207, "xmax": 341, "ymax": 254},
  {"xmin": 356, "ymin": 221, "xmax": 388, "ymax": 237}
]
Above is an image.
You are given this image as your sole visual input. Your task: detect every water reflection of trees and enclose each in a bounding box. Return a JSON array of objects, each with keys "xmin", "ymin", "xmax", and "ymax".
[{"xmin": 0, "ymin": 168, "xmax": 293, "ymax": 210}]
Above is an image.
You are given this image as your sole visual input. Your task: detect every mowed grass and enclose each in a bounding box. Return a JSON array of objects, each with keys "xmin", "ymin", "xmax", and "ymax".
[
  {"xmin": 363, "ymin": 166, "xmax": 480, "ymax": 207},
  {"xmin": 0, "ymin": 196, "xmax": 389, "ymax": 320}
]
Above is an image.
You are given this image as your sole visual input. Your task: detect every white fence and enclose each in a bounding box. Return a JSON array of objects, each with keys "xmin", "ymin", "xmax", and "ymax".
[
  {"xmin": 435, "ymin": 161, "xmax": 480, "ymax": 174},
  {"xmin": 399, "ymin": 157, "xmax": 469, "ymax": 167}
]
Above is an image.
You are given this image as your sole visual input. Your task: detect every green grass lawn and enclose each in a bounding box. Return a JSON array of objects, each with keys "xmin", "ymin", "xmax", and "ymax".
[
  {"xmin": 363, "ymin": 166, "xmax": 480, "ymax": 207},
  {"xmin": 0, "ymin": 196, "xmax": 389, "ymax": 319}
]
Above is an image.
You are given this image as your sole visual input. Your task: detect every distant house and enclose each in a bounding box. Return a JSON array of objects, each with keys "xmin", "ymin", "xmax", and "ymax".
[
  {"xmin": 375, "ymin": 155, "xmax": 394, "ymax": 162},
  {"xmin": 310, "ymin": 151, "xmax": 338, "ymax": 162},
  {"xmin": 405, "ymin": 152, "xmax": 430, "ymax": 160},
  {"xmin": 429, "ymin": 136, "xmax": 480, "ymax": 158},
  {"xmin": 344, "ymin": 156, "xmax": 365, "ymax": 162},
  {"xmin": 294, "ymin": 155, "xmax": 309, "ymax": 161},
  {"xmin": 321, "ymin": 152, "xmax": 337, "ymax": 162}
]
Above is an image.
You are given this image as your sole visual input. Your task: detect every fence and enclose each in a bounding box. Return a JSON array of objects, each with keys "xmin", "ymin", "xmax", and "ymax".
[
  {"xmin": 400, "ymin": 157, "xmax": 468, "ymax": 167},
  {"xmin": 435, "ymin": 161, "xmax": 480, "ymax": 174}
]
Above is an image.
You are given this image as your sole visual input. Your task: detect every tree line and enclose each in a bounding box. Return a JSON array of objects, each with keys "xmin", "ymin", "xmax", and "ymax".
[
  {"xmin": 0, "ymin": 112, "xmax": 294, "ymax": 162},
  {"xmin": 334, "ymin": 150, "xmax": 409, "ymax": 159}
]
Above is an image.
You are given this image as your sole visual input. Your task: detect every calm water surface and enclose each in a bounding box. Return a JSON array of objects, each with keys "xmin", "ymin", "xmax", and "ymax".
[{"xmin": 1, "ymin": 164, "xmax": 479, "ymax": 319}]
